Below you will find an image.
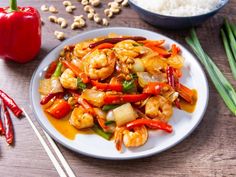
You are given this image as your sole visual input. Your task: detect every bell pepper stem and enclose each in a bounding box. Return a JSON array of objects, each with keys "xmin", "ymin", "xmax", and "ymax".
[{"xmin": 9, "ymin": 0, "xmax": 18, "ymax": 11}]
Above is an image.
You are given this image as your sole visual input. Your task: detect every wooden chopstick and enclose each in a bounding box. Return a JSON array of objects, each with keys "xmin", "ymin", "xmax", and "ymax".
[{"xmin": 22, "ymin": 108, "xmax": 75, "ymax": 177}]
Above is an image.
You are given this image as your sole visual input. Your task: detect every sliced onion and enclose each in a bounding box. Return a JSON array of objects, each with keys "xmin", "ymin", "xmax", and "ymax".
[
  {"xmin": 137, "ymin": 72, "xmax": 166, "ymax": 87},
  {"xmin": 39, "ymin": 78, "xmax": 63, "ymax": 95},
  {"xmin": 106, "ymin": 110, "xmax": 115, "ymax": 121},
  {"xmin": 132, "ymin": 58, "xmax": 145, "ymax": 72}
]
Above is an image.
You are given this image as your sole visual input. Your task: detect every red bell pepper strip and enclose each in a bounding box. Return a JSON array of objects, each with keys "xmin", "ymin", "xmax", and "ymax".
[
  {"xmin": 91, "ymin": 80, "xmax": 123, "ymax": 92},
  {"xmin": 46, "ymin": 99, "xmax": 71, "ymax": 119},
  {"xmin": 45, "ymin": 61, "xmax": 58, "ymax": 79},
  {"xmin": 104, "ymin": 93, "xmax": 149, "ymax": 104},
  {"xmin": 89, "ymin": 36, "xmax": 146, "ymax": 48},
  {"xmin": 126, "ymin": 118, "xmax": 173, "ymax": 133},
  {"xmin": 0, "ymin": 0, "xmax": 41, "ymax": 63},
  {"xmin": 166, "ymin": 66, "xmax": 175, "ymax": 88},
  {"xmin": 0, "ymin": 90, "xmax": 22, "ymax": 118},
  {"xmin": 62, "ymin": 60, "xmax": 90, "ymax": 83},
  {"xmin": 78, "ymin": 97, "xmax": 95, "ymax": 115},
  {"xmin": 171, "ymin": 44, "xmax": 180, "ymax": 57},
  {"xmin": 139, "ymin": 40, "xmax": 165, "ymax": 46},
  {"xmin": 144, "ymin": 43, "xmax": 170, "ymax": 57},
  {"xmin": 143, "ymin": 82, "xmax": 167, "ymax": 95},
  {"xmin": 1, "ymin": 100, "xmax": 14, "ymax": 144}
]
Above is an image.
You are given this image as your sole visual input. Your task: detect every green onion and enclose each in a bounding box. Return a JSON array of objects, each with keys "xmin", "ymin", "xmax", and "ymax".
[
  {"xmin": 52, "ymin": 62, "xmax": 62, "ymax": 77},
  {"xmin": 105, "ymin": 121, "xmax": 115, "ymax": 126},
  {"xmin": 221, "ymin": 29, "xmax": 236, "ymax": 79},
  {"xmin": 123, "ymin": 80, "xmax": 135, "ymax": 93},
  {"xmin": 186, "ymin": 29, "xmax": 236, "ymax": 115},
  {"xmin": 230, "ymin": 23, "xmax": 236, "ymax": 38},
  {"xmin": 224, "ymin": 19, "xmax": 236, "ymax": 62},
  {"xmin": 77, "ymin": 78, "xmax": 86, "ymax": 90},
  {"xmin": 92, "ymin": 124, "xmax": 112, "ymax": 140},
  {"xmin": 102, "ymin": 104, "xmax": 120, "ymax": 111}
]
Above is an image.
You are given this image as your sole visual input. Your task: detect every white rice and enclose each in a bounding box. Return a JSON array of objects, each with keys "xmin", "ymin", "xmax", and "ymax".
[{"xmin": 133, "ymin": 0, "xmax": 220, "ymax": 17}]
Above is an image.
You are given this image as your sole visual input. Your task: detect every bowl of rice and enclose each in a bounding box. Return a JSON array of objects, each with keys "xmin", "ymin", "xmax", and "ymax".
[{"xmin": 129, "ymin": 0, "xmax": 229, "ymax": 29}]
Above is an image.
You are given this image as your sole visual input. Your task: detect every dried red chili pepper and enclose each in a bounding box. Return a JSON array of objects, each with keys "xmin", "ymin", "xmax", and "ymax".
[
  {"xmin": 0, "ymin": 106, "xmax": 5, "ymax": 135},
  {"xmin": 0, "ymin": 90, "xmax": 23, "ymax": 118},
  {"xmin": 1, "ymin": 100, "xmax": 14, "ymax": 144}
]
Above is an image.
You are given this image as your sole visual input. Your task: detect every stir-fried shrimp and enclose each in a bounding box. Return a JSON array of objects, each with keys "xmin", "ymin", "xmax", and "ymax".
[
  {"xmin": 114, "ymin": 40, "xmax": 148, "ymax": 62},
  {"xmin": 73, "ymin": 41, "xmax": 91, "ymax": 58},
  {"xmin": 39, "ymin": 34, "xmax": 198, "ymax": 153},
  {"xmin": 145, "ymin": 96, "xmax": 173, "ymax": 122},
  {"xmin": 69, "ymin": 106, "xmax": 94, "ymax": 129},
  {"xmin": 83, "ymin": 49, "xmax": 116, "ymax": 80},
  {"xmin": 60, "ymin": 68, "xmax": 77, "ymax": 90},
  {"xmin": 123, "ymin": 126, "xmax": 148, "ymax": 148},
  {"xmin": 142, "ymin": 53, "xmax": 167, "ymax": 78}
]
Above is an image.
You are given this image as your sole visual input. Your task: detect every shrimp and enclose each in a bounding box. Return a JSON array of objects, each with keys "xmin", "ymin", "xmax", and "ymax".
[
  {"xmin": 114, "ymin": 126, "xmax": 148, "ymax": 151},
  {"xmin": 69, "ymin": 106, "xmax": 94, "ymax": 129},
  {"xmin": 73, "ymin": 41, "xmax": 91, "ymax": 59},
  {"xmin": 142, "ymin": 53, "xmax": 167, "ymax": 79},
  {"xmin": 145, "ymin": 96, "xmax": 173, "ymax": 122},
  {"xmin": 114, "ymin": 40, "xmax": 148, "ymax": 62},
  {"xmin": 59, "ymin": 68, "xmax": 77, "ymax": 90},
  {"xmin": 83, "ymin": 49, "xmax": 116, "ymax": 80},
  {"xmin": 123, "ymin": 126, "xmax": 148, "ymax": 148}
]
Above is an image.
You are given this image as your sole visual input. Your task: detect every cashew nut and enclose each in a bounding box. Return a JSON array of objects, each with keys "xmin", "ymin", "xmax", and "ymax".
[
  {"xmin": 102, "ymin": 18, "xmax": 109, "ymax": 26},
  {"xmin": 121, "ymin": 0, "xmax": 128, "ymax": 7},
  {"xmin": 40, "ymin": 4, "xmax": 49, "ymax": 11},
  {"xmin": 48, "ymin": 15, "xmax": 58, "ymax": 23},
  {"xmin": 87, "ymin": 12, "xmax": 94, "ymax": 20},
  {"xmin": 49, "ymin": 5, "xmax": 58, "ymax": 13},
  {"xmin": 93, "ymin": 14, "xmax": 101, "ymax": 24},
  {"xmin": 89, "ymin": 0, "xmax": 101, "ymax": 7},
  {"xmin": 54, "ymin": 31, "xmax": 65, "ymax": 40},
  {"xmin": 104, "ymin": 9, "xmax": 113, "ymax": 18},
  {"xmin": 63, "ymin": 1, "xmax": 72, "ymax": 6},
  {"xmin": 81, "ymin": 0, "xmax": 89, "ymax": 5},
  {"xmin": 110, "ymin": 7, "xmax": 121, "ymax": 14},
  {"xmin": 84, "ymin": 5, "xmax": 95, "ymax": 13}
]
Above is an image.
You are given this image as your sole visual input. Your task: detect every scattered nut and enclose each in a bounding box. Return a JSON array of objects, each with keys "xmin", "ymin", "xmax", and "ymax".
[
  {"xmin": 87, "ymin": 12, "xmax": 94, "ymax": 20},
  {"xmin": 90, "ymin": 0, "xmax": 101, "ymax": 7},
  {"xmin": 66, "ymin": 6, "xmax": 73, "ymax": 13},
  {"xmin": 84, "ymin": 5, "xmax": 95, "ymax": 13},
  {"xmin": 71, "ymin": 21, "xmax": 86, "ymax": 29},
  {"xmin": 104, "ymin": 9, "xmax": 113, "ymax": 18},
  {"xmin": 93, "ymin": 14, "xmax": 101, "ymax": 24},
  {"xmin": 81, "ymin": 0, "xmax": 89, "ymax": 5},
  {"xmin": 74, "ymin": 15, "xmax": 84, "ymax": 22},
  {"xmin": 54, "ymin": 31, "xmax": 65, "ymax": 40},
  {"xmin": 60, "ymin": 21, "xmax": 68, "ymax": 28},
  {"xmin": 48, "ymin": 15, "xmax": 58, "ymax": 23},
  {"xmin": 40, "ymin": 4, "xmax": 49, "ymax": 11},
  {"xmin": 102, "ymin": 18, "xmax": 109, "ymax": 26},
  {"xmin": 49, "ymin": 5, "xmax": 58, "ymax": 13},
  {"xmin": 41, "ymin": 18, "xmax": 45, "ymax": 25},
  {"xmin": 63, "ymin": 1, "xmax": 72, "ymax": 6},
  {"xmin": 108, "ymin": 2, "xmax": 119, "ymax": 8},
  {"xmin": 110, "ymin": 7, "xmax": 120, "ymax": 14},
  {"xmin": 121, "ymin": 0, "xmax": 128, "ymax": 7},
  {"xmin": 70, "ymin": 5, "xmax": 77, "ymax": 10}
]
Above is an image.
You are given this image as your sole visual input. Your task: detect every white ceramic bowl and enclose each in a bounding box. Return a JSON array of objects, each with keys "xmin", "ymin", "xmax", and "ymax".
[{"xmin": 30, "ymin": 27, "xmax": 209, "ymax": 160}]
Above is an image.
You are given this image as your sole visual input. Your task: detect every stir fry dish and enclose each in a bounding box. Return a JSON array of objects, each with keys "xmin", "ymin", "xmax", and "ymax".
[{"xmin": 39, "ymin": 34, "xmax": 197, "ymax": 152}]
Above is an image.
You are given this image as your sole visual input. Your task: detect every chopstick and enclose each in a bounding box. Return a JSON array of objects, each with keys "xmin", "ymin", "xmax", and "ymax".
[
  {"xmin": 44, "ymin": 130, "xmax": 76, "ymax": 177},
  {"xmin": 22, "ymin": 108, "xmax": 76, "ymax": 177}
]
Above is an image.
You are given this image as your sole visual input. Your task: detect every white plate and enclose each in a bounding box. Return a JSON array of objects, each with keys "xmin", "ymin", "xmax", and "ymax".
[{"xmin": 30, "ymin": 27, "xmax": 209, "ymax": 160}]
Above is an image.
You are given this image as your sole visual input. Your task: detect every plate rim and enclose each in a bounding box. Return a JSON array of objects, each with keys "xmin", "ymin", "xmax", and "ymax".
[{"xmin": 29, "ymin": 27, "xmax": 209, "ymax": 160}]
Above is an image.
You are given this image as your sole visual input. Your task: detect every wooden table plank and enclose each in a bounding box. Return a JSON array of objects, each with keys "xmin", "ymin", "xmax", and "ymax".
[{"xmin": 0, "ymin": 0, "xmax": 235, "ymax": 176}]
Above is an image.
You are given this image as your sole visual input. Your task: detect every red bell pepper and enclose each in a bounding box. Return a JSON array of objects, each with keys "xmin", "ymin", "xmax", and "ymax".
[
  {"xmin": 176, "ymin": 83, "xmax": 196, "ymax": 104},
  {"xmin": 46, "ymin": 99, "xmax": 71, "ymax": 119},
  {"xmin": 126, "ymin": 118, "xmax": 173, "ymax": 133},
  {"xmin": 45, "ymin": 61, "xmax": 58, "ymax": 79},
  {"xmin": 91, "ymin": 80, "xmax": 123, "ymax": 92},
  {"xmin": 143, "ymin": 82, "xmax": 167, "ymax": 95},
  {"xmin": 0, "ymin": 0, "xmax": 41, "ymax": 63},
  {"xmin": 104, "ymin": 93, "xmax": 149, "ymax": 104}
]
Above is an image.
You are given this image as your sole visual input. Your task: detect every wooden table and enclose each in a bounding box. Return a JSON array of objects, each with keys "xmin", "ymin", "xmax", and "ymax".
[{"xmin": 0, "ymin": 0, "xmax": 235, "ymax": 176}]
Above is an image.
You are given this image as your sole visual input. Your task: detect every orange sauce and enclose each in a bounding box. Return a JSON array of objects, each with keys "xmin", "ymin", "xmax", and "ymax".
[
  {"xmin": 44, "ymin": 112, "xmax": 93, "ymax": 140},
  {"xmin": 179, "ymin": 89, "xmax": 198, "ymax": 113}
]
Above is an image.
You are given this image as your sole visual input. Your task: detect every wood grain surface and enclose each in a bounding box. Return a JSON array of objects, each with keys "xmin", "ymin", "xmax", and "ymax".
[{"xmin": 0, "ymin": 0, "xmax": 236, "ymax": 177}]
